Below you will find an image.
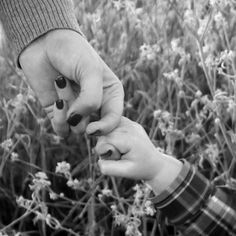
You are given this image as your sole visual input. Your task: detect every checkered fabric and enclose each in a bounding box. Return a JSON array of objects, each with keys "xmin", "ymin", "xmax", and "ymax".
[{"xmin": 152, "ymin": 160, "xmax": 236, "ymax": 236}]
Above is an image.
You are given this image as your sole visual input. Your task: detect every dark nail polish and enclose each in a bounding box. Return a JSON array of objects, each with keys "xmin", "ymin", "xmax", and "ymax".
[
  {"xmin": 90, "ymin": 130, "xmax": 101, "ymax": 136},
  {"xmin": 56, "ymin": 99, "xmax": 64, "ymax": 110},
  {"xmin": 101, "ymin": 150, "xmax": 112, "ymax": 159},
  {"xmin": 67, "ymin": 113, "xmax": 82, "ymax": 127},
  {"xmin": 55, "ymin": 75, "xmax": 66, "ymax": 89}
]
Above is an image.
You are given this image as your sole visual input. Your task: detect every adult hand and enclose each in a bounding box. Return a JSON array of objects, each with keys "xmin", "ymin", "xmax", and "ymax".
[
  {"xmin": 95, "ymin": 117, "xmax": 182, "ymax": 195},
  {"xmin": 19, "ymin": 29, "xmax": 124, "ymax": 136}
]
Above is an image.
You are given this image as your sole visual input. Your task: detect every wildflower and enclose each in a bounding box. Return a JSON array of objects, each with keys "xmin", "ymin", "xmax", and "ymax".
[
  {"xmin": 153, "ymin": 109, "xmax": 162, "ymax": 119},
  {"xmin": 139, "ymin": 43, "xmax": 160, "ymax": 61},
  {"xmin": 55, "ymin": 161, "xmax": 71, "ymax": 179},
  {"xmin": 10, "ymin": 152, "xmax": 19, "ymax": 162},
  {"xmin": 51, "ymin": 135, "xmax": 63, "ymax": 144},
  {"xmin": 0, "ymin": 138, "xmax": 13, "ymax": 152},
  {"xmin": 113, "ymin": 0, "xmax": 123, "ymax": 11},
  {"xmin": 110, "ymin": 204, "xmax": 117, "ymax": 212},
  {"xmin": 217, "ymin": 50, "xmax": 235, "ymax": 66},
  {"xmin": 16, "ymin": 196, "xmax": 33, "ymax": 209},
  {"xmin": 185, "ymin": 110, "xmax": 190, "ymax": 117},
  {"xmin": 227, "ymin": 99, "xmax": 236, "ymax": 113},
  {"xmin": 214, "ymin": 117, "xmax": 220, "ymax": 126},
  {"xmin": 114, "ymin": 213, "xmax": 128, "ymax": 226},
  {"xmin": 29, "ymin": 172, "xmax": 51, "ymax": 192},
  {"xmin": 133, "ymin": 184, "xmax": 143, "ymax": 203},
  {"xmin": 11, "ymin": 93, "xmax": 26, "ymax": 110},
  {"xmin": 195, "ymin": 90, "xmax": 202, "ymax": 98},
  {"xmin": 144, "ymin": 200, "xmax": 156, "ymax": 216},
  {"xmin": 37, "ymin": 118, "xmax": 45, "ymax": 126},
  {"xmin": 171, "ymin": 38, "xmax": 180, "ymax": 52},
  {"xmin": 66, "ymin": 178, "xmax": 82, "ymax": 190},
  {"xmin": 125, "ymin": 221, "xmax": 141, "ymax": 236},
  {"xmin": 178, "ymin": 90, "xmax": 185, "ymax": 98},
  {"xmin": 185, "ymin": 133, "xmax": 201, "ymax": 144},
  {"xmin": 101, "ymin": 188, "xmax": 112, "ymax": 197},
  {"xmin": 171, "ymin": 38, "xmax": 190, "ymax": 64},
  {"xmin": 214, "ymin": 12, "xmax": 227, "ymax": 29},
  {"xmin": 49, "ymin": 191, "xmax": 58, "ymax": 200},
  {"xmin": 210, "ymin": 0, "xmax": 231, "ymax": 8},
  {"xmin": 163, "ymin": 69, "xmax": 183, "ymax": 87},
  {"xmin": 184, "ymin": 9, "xmax": 198, "ymax": 29},
  {"xmin": 205, "ymin": 54, "xmax": 215, "ymax": 68},
  {"xmin": 204, "ymin": 143, "xmax": 220, "ymax": 167}
]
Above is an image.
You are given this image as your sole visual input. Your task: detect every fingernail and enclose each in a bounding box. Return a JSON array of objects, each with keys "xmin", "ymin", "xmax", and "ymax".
[
  {"xmin": 67, "ymin": 113, "xmax": 83, "ymax": 127},
  {"xmin": 56, "ymin": 99, "xmax": 64, "ymax": 110},
  {"xmin": 55, "ymin": 75, "xmax": 66, "ymax": 89},
  {"xmin": 90, "ymin": 130, "xmax": 101, "ymax": 136},
  {"xmin": 101, "ymin": 150, "xmax": 112, "ymax": 159}
]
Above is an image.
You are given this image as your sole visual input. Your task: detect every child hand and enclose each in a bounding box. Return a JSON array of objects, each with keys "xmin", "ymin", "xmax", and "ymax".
[
  {"xmin": 95, "ymin": 117, "xmax": 182, "ymax": 194},
  {"xmin": 95, "ymin": 117, "xmax": 164, "ymax": 181}
]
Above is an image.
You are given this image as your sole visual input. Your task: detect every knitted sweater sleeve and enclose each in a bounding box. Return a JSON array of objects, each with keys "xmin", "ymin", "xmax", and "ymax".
[{"xmin": 0, "ymin": 0, "xmax": 82, "ymax": 66}]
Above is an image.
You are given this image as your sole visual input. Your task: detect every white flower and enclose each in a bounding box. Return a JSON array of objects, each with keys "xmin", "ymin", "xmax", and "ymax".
[
  {"xmin": 114, "ymin": 213, "xmax": 128, "ymax": 226},
  {"xmin": 29, "ymin": 172, "xmax": 51, "ymax": 192},
  {"xmin": 139, "ymin": 43, "xmax": 159, "ymax": 61},
  {"xmin": 110, "ymin": 204, "xmax": 117, "ymax": 212},
  {"xmin": 195, "ymin": 90, "xmax": 202, "ymax": 98},
  {"xmin": 51, "ymin": 135, "xmax": 63, "ymax": 144},
  {"xmin": 66, "ymin": 178, "xmax": 82, "ymax": 190},
  {"xmin": 153, "ymin": 109, "xmax": 162, "ymax": 119},
  {"xmin": 35, "ymin": 172, "xmax": 48, "ymax": 180},
  {"xmin": 49, "ymin": 191, "xmax": 58, "ymax": 200},
  {"xmin": 171, "ymin": 38, "xmax": 180, "ymax": 52},
  {"xmin": 66, "ymin": 178, "xmax": 74, "ymax": 188},
  {"xmin": 125, "ymin": 221, "xmax": 141, "ymax": 236},
  {"xmin": 184, "ymin": 9, "xmax": 197, "ymax": 28},
  {"xmin": 10, "ymin": 152, "xmax": 19, "ymax": 162},
  {"xmin": 55, "ymin": 161, "xmax": 71, "ymax": 179},
  {"xmin": 101, "ymin": 188, "xmax": 112, "ymax": 197},
  {"xmin": 163, "ymin": 69, "xmax": 183, "ymax": 87},
  {"xmin": 210, "ymin": 0, "xmax": 232, "ymax": 8},
  {"xmin": 16, "ymin": 196, "xmax": 33, "ymax": 209},
  {"xmin": 144, "ymin": 200, "xmax": 156, "ymax": 216},
  {"xmin": 11, "ymin": 93, "xmax": 24, "ymax": 108},
  {"xmin": 0, "ymin": 138, "xmax": 13, "ymax": 152},
  {"xmin": 214, "ymin": 12, "xmax": 227, "ymax": 29}
]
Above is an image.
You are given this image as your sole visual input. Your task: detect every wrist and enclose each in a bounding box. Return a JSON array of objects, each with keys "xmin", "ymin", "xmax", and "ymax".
[{"xmin": 146, "ymin": 152, "xmax": 183, "ymax": 195}]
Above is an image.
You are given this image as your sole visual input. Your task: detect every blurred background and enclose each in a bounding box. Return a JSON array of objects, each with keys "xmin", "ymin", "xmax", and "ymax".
[{"xmin": 0, "ymin": 0, "xmax": 236, "ymax": 235}]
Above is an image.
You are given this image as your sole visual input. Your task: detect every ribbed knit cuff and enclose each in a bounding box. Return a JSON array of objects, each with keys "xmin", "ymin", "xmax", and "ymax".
[{"xmin": 0, "ymin": 0, "xmax": 83, "ymax": 67}]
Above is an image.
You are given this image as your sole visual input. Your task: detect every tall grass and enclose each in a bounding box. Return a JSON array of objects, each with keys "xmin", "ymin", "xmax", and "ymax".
[{"xmin": 0, "ymin": 0, "xmax": 236, "ymax": 235}]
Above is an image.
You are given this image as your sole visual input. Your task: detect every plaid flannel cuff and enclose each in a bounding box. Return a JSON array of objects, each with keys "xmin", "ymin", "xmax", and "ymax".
[
  {"xmin": 151, "ymin": 160, "xmax": 213, "ymax": 225},
  {"xmin": 184, "ymin": 187, "xmax": 236, "ymax": 236}
]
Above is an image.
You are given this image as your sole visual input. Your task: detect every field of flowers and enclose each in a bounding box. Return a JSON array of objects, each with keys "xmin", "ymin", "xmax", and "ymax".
[{"xmin": 0, "ymin": 0, "xmax": 236, "ymax": 235}]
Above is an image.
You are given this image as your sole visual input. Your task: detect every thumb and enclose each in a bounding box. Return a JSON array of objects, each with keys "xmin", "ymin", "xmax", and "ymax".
[
  {"xmin": 98, "ymin": 159, "xmax": 133, "ymax": 178},
  {"xmin": 96, "ymin": 142, "xmax": 121, "ymax": 161}
]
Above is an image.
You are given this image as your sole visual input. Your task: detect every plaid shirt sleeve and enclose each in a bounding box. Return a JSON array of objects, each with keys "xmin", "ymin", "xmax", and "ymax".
[{"xmin": 151, "ymin": 160, "xmax": 236, "ymax": 236}]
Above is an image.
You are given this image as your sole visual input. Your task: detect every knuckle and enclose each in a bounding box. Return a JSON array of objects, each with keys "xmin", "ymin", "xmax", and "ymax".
[{"xmin": 86, "ymin": 101, "xmax": 100, "ymax": 113}]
